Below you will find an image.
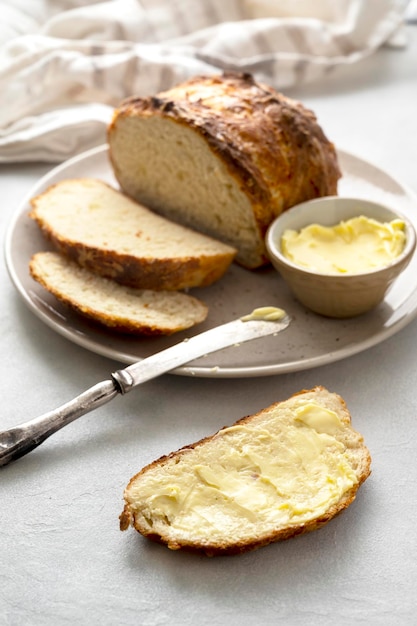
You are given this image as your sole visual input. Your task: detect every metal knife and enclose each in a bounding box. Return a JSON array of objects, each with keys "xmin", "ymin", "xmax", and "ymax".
[{"xmin": 0, "ymin": 310, "xmax": 290, "ymax": 467}]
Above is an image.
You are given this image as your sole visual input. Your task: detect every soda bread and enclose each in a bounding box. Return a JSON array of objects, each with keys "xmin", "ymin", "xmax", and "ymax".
[
  {"xmin": 120, "ymin": 387, "xmax": 371, "ymax": 556},
  {"xmin": 29, "ymin": 178, "xmax": 237, "ymax": 291},
  {"xmin": 29, "ymin": 251, "xmax": 208, "ymax": 335},
  {"xmin": 108, "ymin": 72, "xmax": 341, "ymax": 269}
]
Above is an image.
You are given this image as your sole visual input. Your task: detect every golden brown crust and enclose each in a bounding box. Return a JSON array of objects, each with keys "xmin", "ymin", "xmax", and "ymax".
[
  {"xmin": 109, "ymin": 72, "xmax": 341, "ymax": 255},
  {"xmin": 29, "ymin": 224, "xmax": 233, "ymax": 291},
  {"xmin": 120, "ymin": 386, "xmax": 371, "ymax": 556}
]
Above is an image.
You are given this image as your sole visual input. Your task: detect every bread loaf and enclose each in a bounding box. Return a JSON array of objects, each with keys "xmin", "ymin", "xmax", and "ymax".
[
  {"xmin": 29, "ymin": 178, "xmax": 236, "ymax": 291},
  {"xmin": 108, "ymin": 72, "xmax": 341, "ymax": 269},
  {"xmin": 120, "ymin": 386, "xmax": 371, "ymax": 556},
  {"xmin": 29, "ymin": 251, "xmax": 208, "ymax": 335}
]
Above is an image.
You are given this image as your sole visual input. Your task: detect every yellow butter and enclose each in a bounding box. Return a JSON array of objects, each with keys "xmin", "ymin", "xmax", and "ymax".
[
  {"xmin": 241, "ymin": 306, "xmax": 286, "ymax": 322},
  {"xmin": 281, "ymin": 215, "xmax": 406, "ymax": 274},
  {"xmin": 294, "ymin": 402, "xmax": 343, "ymax": 434},
  {"xmin": 130, "ymin": 401, "xmax": 359, "ymax": 540}
]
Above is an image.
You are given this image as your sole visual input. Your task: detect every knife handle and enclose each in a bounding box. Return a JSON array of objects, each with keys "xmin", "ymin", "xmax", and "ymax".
[{"xmin": 0, "ymin": 380, "xmax": 118, "ymax": 467}]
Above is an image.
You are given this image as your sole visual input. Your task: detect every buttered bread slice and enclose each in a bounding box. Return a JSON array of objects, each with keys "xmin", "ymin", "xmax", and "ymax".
[
  {"xmin": 120, "ymin": 387, "xmax": 371, "ymax": 555},
  {"xmin": 29, "ymin": 178, "xmax": 237, "ymax": 291}
]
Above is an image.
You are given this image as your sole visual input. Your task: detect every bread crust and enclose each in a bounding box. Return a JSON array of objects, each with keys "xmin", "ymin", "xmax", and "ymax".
[
  {"xmin": 120, "ymin": 386, "xmax": 371, "ymax": 556},
  {"xmin": 109, "ymin": 72, "xmax": 341, "ymax": 268}
]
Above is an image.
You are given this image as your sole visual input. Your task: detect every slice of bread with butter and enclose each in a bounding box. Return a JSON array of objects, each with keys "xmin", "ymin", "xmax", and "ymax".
[{"xmin": 120, "ymin": 386, "xmax": 371, "ymax": 556}]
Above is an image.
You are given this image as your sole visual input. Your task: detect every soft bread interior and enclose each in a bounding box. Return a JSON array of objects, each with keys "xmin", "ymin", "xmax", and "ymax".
[
  {"xmin": 31, "ymin": 178, "xmax": 236, "ymax": 259},
  {"xmin": 110, "ymin": 116, "xmax": 264, "ymax": 268}
]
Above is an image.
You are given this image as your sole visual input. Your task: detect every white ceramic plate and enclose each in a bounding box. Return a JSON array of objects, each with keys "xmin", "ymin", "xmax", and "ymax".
[{"xmin": 5, "ymin": 145, "xmax": 417, "ymax": 377}]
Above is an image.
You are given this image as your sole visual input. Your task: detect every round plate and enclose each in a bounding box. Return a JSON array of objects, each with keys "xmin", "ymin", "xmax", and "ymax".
[{"xmin": 5, "ymin": 145, "xmax": 417, "ymax": 377}]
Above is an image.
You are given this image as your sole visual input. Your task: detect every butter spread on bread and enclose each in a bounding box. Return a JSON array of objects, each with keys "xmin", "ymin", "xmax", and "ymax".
[
  {"xmin": 29, "ymin": 178, "xmax": 236, "ymax": 291},
  {"xmin": 108, "ymin": 72, "xmax": 341, "ymax": 269},
  {"xmin": 120, "ymin": 387, "xmax": 371, "ymax": 555},
  {"xmin": 29, "ymin": 251, "xmax": 208, "ymax": 335}
]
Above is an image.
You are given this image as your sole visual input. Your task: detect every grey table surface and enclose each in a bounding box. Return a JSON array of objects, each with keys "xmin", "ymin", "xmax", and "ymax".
[{"xmin": 2, "ymin": 25, "xmax": 417, "ymax": 626}]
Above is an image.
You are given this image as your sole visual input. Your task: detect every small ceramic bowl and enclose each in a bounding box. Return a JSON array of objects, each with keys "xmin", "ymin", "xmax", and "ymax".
[{"xmin": 265, "ymin": 196, "xmax": 416, "ymax": 318}]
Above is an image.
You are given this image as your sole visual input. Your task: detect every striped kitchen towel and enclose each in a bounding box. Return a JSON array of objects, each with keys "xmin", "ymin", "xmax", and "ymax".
[{"xmin": 0, "ymin": 0, "xmax": 407, "ymax": 163}]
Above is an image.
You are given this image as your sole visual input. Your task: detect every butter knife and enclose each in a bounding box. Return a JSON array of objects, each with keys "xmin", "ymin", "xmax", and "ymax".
[{"xmin": 0, "ymin": 310, "xmax": 290, "ymax": 467}]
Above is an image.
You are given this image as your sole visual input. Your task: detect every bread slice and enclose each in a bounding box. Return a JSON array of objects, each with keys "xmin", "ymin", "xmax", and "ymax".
[
  {"xmin": 108, "ymin": 72, "xmax": 341, "ymax": 269},
  {"xmin": 29, "ymin": 178, "xmax": 237, "ymax": 291},
  {"xmin": 29, "ymin": 251, "xmax": 208, "ymax": 335},
  {"xmin": 120, "ymin": 387, "xmax": 371, "ymax": 555}
]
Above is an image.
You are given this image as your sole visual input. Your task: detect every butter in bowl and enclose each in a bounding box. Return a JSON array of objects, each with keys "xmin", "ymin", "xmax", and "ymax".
[{"xmin": 265, "ymin": 196, "xmax": 416, "ymax": 318}]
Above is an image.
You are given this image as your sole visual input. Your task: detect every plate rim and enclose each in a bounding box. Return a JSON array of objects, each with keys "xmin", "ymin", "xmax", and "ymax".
[{"xmin": 5, "ymin": 143, "xmax": 417, "ymax": 378}]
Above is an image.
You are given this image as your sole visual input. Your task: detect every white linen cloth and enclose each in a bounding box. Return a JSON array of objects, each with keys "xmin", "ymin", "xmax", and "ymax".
[{"xmin": 0, "ymin": 0, "xmax": 408, "ymax": 163}]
